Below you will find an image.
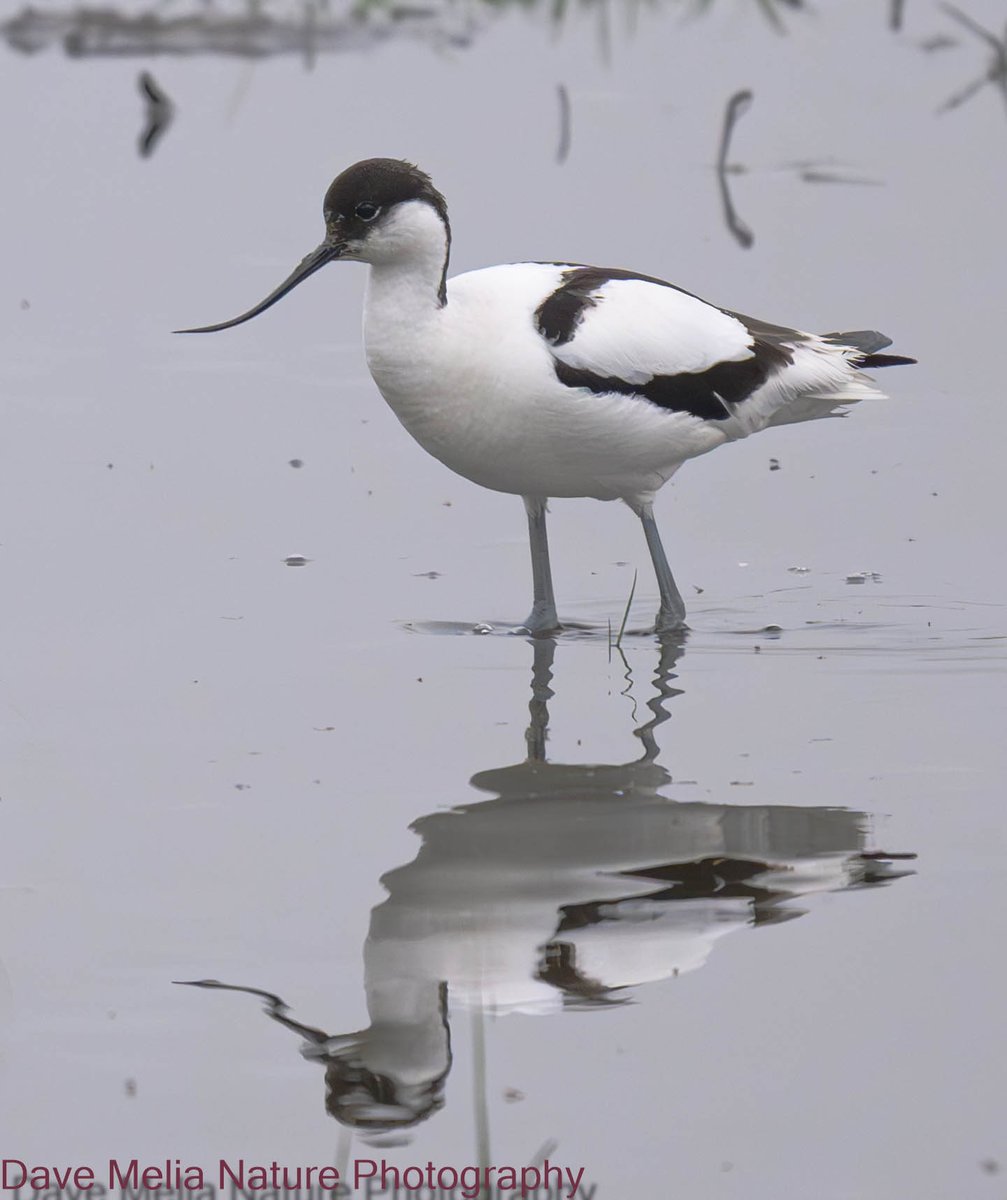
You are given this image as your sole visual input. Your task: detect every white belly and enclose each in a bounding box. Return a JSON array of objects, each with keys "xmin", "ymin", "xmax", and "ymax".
[{"xmin": 363, "ymin": 262, "xmax": 726, "ymax": 501}]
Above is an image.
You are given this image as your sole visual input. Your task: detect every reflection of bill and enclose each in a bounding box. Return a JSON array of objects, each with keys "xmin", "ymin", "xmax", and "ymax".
[{"xmin": 179, "ymin": 640, "xmax": 914, "ymax": 1137}]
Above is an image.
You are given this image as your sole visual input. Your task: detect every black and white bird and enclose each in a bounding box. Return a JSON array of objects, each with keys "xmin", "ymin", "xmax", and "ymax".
[{"xmin": 179, "ymin": 158, "xmax": 914, "ymax": 635}]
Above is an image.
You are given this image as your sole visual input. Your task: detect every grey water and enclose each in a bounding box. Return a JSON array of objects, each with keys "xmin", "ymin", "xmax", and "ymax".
[{"xmin": 1, "ymin": 2, "xmax": 1005, "ymax": 1197}]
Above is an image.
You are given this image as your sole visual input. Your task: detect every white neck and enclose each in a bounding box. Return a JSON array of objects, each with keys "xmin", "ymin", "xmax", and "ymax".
[
  {"xmin": 362, "ymin": 201, "xmax": 450, "ymax": 390},
  {"xmin": 363, "ymin": 198, "xmax": 449, "ymax": 317}
]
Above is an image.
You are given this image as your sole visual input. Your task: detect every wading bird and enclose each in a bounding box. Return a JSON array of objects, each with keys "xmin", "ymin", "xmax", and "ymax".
[{"xmin": 179, "ymin": 159, "xmax": 913, "ymax": 635}]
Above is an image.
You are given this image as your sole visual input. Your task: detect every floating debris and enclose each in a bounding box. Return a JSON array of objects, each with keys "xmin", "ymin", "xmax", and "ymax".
[
  {"xmin": 288, "ymin": 458, "xmax": 304, "ymax": 468},
  {"xmin": 555, "ymin": 83, "xmax": 571, "ymax": 165},
  {"xmin": 845, "ymin": 571, "xmax": 883, "ymax": 584},
  {"xmin": 787, "ymin": 565, "xmax": 811, "ymax": 574},
  {"xmin": 284, "ymin": 554, "xmax": 310, "ymax": 567},
  {"xmin": 769, "ymin": 457, "xmax": 781, "ymax": 470},
  {"xmin": 472, "ymin": 622, "xmax": 494, "ymax": 635},
  {"xmin": 798, "ymin": 168, "xmax": 883, "ymax": 186},
  {"xmin": 138, "ymin": 70, "xmax": 174, "ymax": 158}
]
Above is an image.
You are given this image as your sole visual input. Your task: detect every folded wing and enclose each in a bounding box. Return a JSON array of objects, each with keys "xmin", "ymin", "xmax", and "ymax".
[{"xmin": 534, "ymin": 267, "xmax": 801, "ymax": 422}]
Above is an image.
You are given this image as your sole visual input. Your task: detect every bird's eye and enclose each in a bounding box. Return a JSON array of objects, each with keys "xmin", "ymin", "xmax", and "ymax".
[{"xmin": 355, "ymin": 201, "xmax": 380, "ymax": 222}]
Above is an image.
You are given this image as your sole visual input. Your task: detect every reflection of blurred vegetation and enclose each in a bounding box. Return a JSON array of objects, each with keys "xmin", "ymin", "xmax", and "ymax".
[
  {"xmin": 689, "ymin": 0, "xmax": 804, "ymax": 35},
  {"xmin": 433, "ymin": 0, "xmax": 806, "ymax": 35},
  {"xmin": 938, "ymin": 3, "xmax": 1007, "ymax": 117},
  {"xmin": 1, "ymin": 0, "xmax": 816, "ymax": 61},
  {"xmin": 1, "ymin": 2, "xmax": 475, "ymax": 59}
]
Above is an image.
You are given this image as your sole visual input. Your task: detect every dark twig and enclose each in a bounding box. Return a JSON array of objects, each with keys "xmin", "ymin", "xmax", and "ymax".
[
  {"xmin": 715, "ymin": 88, "xmax": 754, "ymax": 249},
  {"xmin": 138, "ymin": 70, "xmax": 174, "ymax": 158},
  {"xmin": 556, "ymin": 83, "xmax": 571, "ymax": 165},
  {"xmin": 890, "ymin": 0, "xmax": 906, "ymax": 32},
  {"xmin": 938, "ymin": 4, "xmax": 1007, "ymax": 115}
]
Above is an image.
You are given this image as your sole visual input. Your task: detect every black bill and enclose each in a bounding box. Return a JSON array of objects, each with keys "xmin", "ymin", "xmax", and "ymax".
[{"xmin": 174, "ymin": 239, "xmax": 345, "ymax": 334}]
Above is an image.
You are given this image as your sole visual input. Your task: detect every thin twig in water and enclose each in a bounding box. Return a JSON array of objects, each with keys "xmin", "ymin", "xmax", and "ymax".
[
  {"xmin": 615, "ymin": 569, "xmax": 637, "ymax": 648},
  {"xmin": 943, "ymin": 0, "xmax": 1002, "ymax": 48},
  {"xmin": 555, "ymin": 83, "xmax": 571, "ymax": 164},
  {"xmin": 527, "ymin": 1140, "xmax": 559, "ymax": 1169},
  {"xmin": 715, "ymin": 89, "xmax": 754, "ymax": 249},
  {"xmin": 890, "ymin": 0, "xmax": 906, "ymax": 32},
  {"xmin": 472, "ymin": 1007, "xmax": 491, "ymax": 1196},
  {"xmin": 754, "ymin": 0, "xmax": 786, "ymax": 35},
  {"xmin": 336, "ymin": 1128, "xmax": 353, "ymax": 1197},
  {"xmin": 938, "ymin": 3, "xmax": 1007, "ymax": 115},
  {"xmin": 716, "ymin": 88, "xmax": 752, "ymax": 170}
]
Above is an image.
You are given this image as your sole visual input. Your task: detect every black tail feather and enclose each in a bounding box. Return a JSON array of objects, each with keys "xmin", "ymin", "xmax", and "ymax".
[
  {"xmin": 821, "ymin": 329, "xmax": 915, "ymax": 368},
  {"xmin": 856, "ymin": 352, "xmax": 917, "ymax": 368}
]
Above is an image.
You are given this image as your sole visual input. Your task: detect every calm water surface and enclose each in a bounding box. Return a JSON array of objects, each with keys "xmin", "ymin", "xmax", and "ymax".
[{"xmin": 1, "ymin": 2, "xmax": 1005, "ymax": 1197}]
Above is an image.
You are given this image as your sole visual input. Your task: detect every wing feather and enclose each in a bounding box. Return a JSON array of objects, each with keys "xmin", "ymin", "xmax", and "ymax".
[{"xmin": 534, "ymin": 267, "xmax": 796, "ymax": 422}]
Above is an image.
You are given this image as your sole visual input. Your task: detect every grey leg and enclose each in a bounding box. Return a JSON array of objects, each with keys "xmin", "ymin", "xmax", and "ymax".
[
  {"xmin": 519, "ymin": 496, "xmax": 561, "ymax": 635},
  {"xmin": 638, "ymin": 502, "xmax": 688, "ymax": 633}
]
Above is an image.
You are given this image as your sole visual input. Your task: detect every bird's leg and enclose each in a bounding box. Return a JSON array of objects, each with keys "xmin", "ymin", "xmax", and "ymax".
[
  {"xmin": 519, "ymin": 496, "xmax": 561, "ymax": 636},
  {"xmin": 637, "ymin": 502, "xmax": 688, "ymax": 633}
]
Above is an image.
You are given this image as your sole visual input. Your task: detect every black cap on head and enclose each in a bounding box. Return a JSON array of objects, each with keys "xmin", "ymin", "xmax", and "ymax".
[{"xmin": 323, "ymin": 158, "xmax": 449, "ymax": 229}]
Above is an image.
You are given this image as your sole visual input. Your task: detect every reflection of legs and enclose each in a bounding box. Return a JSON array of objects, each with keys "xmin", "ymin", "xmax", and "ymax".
[
  {"xmin": 520, "ymin": 496, "xmax": 560, "ymax": 635},
  {"xmin": 638, "ymin": 502, "xmax": 688, "ymax": 632},
  {"xmin": 526, "ymin": 637, "xmax": 556, "ymax": 761}
]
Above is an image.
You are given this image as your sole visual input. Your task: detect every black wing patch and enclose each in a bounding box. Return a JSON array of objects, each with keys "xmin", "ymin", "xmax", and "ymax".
[
  {"xmin": 552, "ymin": 349, "xmax": 788, "ymax": 422},
  {"xmin": 536, "ymin": 266, "xmax": 691, "ymax": 347},
  {"xmin": 535, "ymin": 266, "xmax": 795, "ymax": 422}
]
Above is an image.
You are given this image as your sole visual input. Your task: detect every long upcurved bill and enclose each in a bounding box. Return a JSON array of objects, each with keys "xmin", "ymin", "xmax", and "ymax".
[{"xmin": 174, "ymin": 239, "xmax": 344, "ymax": 334}]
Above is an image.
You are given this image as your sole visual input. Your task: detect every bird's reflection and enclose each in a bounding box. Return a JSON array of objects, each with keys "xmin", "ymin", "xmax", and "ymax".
[{"xmin": 179, "ymin": 637, "xmax": 914, "ymax": 1137}]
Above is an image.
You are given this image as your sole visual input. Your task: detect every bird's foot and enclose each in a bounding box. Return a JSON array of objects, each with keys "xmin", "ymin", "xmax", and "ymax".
[
  {"xmin": 654, "ymin": 607, "xmax": 689, "ymax": 639},
  {"xmin": 513, "ymin": 603, "xmax": 562, "ymax": 638}
]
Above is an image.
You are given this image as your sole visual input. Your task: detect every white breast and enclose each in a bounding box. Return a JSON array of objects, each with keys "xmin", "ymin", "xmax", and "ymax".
[{"xmin": 362, "ymin": 262, "xmax": 726, "ymax": 502}]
